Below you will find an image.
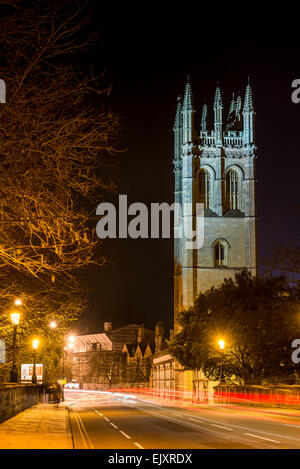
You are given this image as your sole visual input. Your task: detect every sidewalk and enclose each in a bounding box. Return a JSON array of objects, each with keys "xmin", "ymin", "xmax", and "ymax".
[{"xmin": 0, "ymin": 403, "xmax": 73, "ymax": 449}]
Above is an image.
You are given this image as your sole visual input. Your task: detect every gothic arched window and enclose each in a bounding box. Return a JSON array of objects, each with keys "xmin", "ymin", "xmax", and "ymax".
[
  {"xmin": 226, "ymin": 168, "xmax": 240, "ymax": 211},
  {"xmin": 198, "ymin": 169, "xmax": 211, "ymax": 209},
  {"xmin": 214, "ymin": 241, "xmax": 227, "ymax": 267}
]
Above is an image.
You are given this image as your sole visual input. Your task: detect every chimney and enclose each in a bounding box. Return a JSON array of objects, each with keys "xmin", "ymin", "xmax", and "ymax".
[
  {"xmin": 104, "ymin": 322, "xmax": 112, "ymax": 332},
  {"xmin": 137, "ymin": 325, "xmax": 144, "ymax": 343}
]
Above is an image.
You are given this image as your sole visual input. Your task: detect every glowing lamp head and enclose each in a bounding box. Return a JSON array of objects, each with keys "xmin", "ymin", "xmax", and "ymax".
[
  {"xmin": 14, "ymin": 298, "xmax": 22, "ymax": 306},
  {"xmin": 49, "ymin": 321, "xmax": 57, "ymax": 329},
  {"xmin": 68, "ymin": 342, "xmax": 74, "ymax": 350},
  {"xmin": 10, "ymin": 312, "xmax": 20, "ymax": 326},
  {"xmin": 68, "ymin": 335, "xmax": 75, "ymax": 343},
  {"xmin": 32, "ymin": 339, "xmax": 39, "ymax": 350},
  {"xmin": 218, "ymin": 339, "xmax": 225, "ymax": 350}
]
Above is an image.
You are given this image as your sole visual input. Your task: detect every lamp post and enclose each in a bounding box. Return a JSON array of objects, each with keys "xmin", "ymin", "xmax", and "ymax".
[
  {"xmin": 218, "ymin": 339, "xmax": 225, "ymax": 383},
  {"xmin": 32, "ymin": 339, "xmax": 39, "ymax": 384},
  {"xmin": 10, "ymin": 312, "xmax": 20, "ymax": 382},
  {"xmin": 61, "ymin": 346, "xmax": 68, "ymax": 402},
  {"xmin": 61, "ymin": 336, "xmax": 75, "ymax": 398},
  {"xmin": 63, "ymin": 347, "xmax": 68, "ymax": 379}
]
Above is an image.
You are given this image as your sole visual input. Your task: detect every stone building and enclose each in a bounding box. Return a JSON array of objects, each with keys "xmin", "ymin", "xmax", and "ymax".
[
  {"xmin": 174, "ymin": 78, "xmax": 257, "ymax": 326},
  {"xmin": 152, "ymin": 323, "xmax": 176, "ymax": 397},
  {"xmin": 155, "ymin": 78, "xmax": 258, "ymax": 401},
  {"xmin": 67, "ymin": 323, "xmax": 155, "ymax": 389},
  {"xmin": 122, "ymin": 342, "xmax": 154, "ymax": 386}
]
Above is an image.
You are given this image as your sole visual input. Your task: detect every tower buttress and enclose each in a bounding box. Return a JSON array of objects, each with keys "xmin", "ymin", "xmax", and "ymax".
[
  {"xmin": 201, "ymin": 103, "xmax": 207, "ymax": 131},
  {"xmin": 213, "ymin": 85, "xmax": 223, "ymax": 145},
  {"xmin": 243, "ymin": 79, "xmax": 255, "ymax": 145},
  {"xmin": 173, "ymin": 96, "xmax": 183, "ymax": 160}
]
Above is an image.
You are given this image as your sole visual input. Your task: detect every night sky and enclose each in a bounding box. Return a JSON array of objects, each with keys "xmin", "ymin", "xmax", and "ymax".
[{"xmin": 79, "ymin": 5, "xmax": 300, "ymax": 332}]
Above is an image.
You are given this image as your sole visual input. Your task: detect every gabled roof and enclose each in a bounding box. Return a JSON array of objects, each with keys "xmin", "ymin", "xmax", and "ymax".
[{"xmin": 122, "ymin": 343, "xmax": 136, "ymax": 357}]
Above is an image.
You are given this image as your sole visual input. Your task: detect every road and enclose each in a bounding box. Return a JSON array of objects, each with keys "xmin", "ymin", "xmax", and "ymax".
[{"xmin": 66, "ymin": 389, "xmax": 300, "ymax": 449}]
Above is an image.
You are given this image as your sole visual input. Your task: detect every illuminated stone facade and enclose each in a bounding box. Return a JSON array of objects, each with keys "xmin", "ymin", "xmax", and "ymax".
[{"xmin": 173, "ymin": 79, "xmax": 257, "ymax": 329}]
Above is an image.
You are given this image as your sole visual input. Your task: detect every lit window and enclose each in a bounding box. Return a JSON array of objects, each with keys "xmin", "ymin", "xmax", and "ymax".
[
  {"xmin": 226, "ymin": 168, "xmax": 240, "ymax": 210},
  {"xmin": 214, "ymin": 241, "xmax": 227, "ymax": 267},
  {"xmin": 198, "ymin": 169, "xmax": 211, "ymax": 209}
]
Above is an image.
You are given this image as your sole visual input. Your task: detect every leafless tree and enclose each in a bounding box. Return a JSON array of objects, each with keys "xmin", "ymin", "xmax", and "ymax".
[
  {"xmin": 89, "ymin": 351, "xmax": 126, "ymax": 388},
  {"xmin": 0, "ymin": 0, "xmax": 121, "ymax": 374}
]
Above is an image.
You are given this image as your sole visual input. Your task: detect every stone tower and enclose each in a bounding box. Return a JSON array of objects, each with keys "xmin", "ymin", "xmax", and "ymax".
[{"xmin": 173, "ymin": 78, "xmax": 257, "ymax": 331}]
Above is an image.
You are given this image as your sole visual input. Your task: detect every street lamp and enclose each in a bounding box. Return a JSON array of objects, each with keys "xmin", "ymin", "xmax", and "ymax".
[
  {"xmin": 218, "ymin": 339, "xmax": 225, "ymax": 383},
  {"xmin": 32, "ymin": 339, "xmax": 39, "ymax": 384},
  {"xmin": 49, "ymin": 320, "xmax": 57, "ymax": 329},
  {"xmin": 10, "ymin": 312, "xmax": 20, "ymax": 382},
  {"xmin": 14, "ymin": 298, "xmax": 22, "ymax": 306}
]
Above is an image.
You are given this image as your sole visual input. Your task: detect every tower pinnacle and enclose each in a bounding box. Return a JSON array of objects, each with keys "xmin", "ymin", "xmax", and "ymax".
[
  {"xmin": 229, "ymin": 92, "xmax": 235, "ymax": 116},
  {"xmin": 173, "ymin": 95, "xmax": 183, "ymax": 130},
  {"xmin": 182, "ymin": 77, "xmax": 195, "ymax": 144},
  {"xmin": 235, "ymin": 93, "xmax": 242, "ymax": 116},
  {"xmin": 243, "ymin": 79, "xmax": 254, "ymax": 112},
  {"xmin": 213, "ymin": 85, "xmax": 223, "ymax": 145},
  {"xmin": 183, "ymin": 78, "xmax": 194, "ymax": 111},
  {"xmin": 214, "ymin": 85, "xmax": 223, "ymax": 109}
]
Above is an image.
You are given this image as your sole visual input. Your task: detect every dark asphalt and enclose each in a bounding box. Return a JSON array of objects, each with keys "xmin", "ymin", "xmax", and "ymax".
[{"xmin": 66, "ymin": 390, "xmax": 300, "ymax": 449}]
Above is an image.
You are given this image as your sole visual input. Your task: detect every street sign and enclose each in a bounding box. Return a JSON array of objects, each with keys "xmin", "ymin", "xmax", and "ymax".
[
  {"xmin": 0, "ymin": 339, "xmax": 5, "ymax": 363},
  {"xmin": 21, "ymin": 363, "xmax": 43, "ymax": 382}
]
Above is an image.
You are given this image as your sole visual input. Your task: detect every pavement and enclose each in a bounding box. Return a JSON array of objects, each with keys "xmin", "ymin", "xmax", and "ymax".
[{"xmin": 0, "ymin": 402, "xmax": 73, "ymax": 449}]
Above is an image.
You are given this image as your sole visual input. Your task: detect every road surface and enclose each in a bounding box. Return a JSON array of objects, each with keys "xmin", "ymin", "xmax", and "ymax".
[{"xmin": 66, "ymin": 389, "xmax": 300, "ymax": 449}]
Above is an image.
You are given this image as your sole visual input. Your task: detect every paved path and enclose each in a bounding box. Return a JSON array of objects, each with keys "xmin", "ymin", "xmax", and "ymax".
[{"xmin": 0, "ymin": 403, "xmax": 72, "ymax": 449}]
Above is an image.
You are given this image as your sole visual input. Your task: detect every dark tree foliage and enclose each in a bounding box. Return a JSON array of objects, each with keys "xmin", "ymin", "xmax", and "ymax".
[{"xmin": 170, "ymin": 271, "xmax": 300, "ymax": 385}]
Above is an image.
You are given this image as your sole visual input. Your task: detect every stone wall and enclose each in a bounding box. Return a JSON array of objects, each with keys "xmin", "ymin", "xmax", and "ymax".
[{"xmin": 0, "ymin": 384, "xmax": 40, "ymax": 423}]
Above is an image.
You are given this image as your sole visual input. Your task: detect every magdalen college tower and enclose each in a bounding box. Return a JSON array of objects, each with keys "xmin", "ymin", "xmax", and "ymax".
[{"xmin": 173, "ymin": 78, "xmax": 257, "ymax": 331}]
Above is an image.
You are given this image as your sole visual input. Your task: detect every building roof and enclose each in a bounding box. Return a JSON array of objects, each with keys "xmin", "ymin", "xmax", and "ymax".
[{"xmin": 71, "ymin": 333, "xmax": 112, "ymax": 353}]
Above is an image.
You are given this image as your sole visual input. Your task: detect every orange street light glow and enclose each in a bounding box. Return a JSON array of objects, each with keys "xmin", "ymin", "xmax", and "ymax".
[
  {"xmin": 10, "ymin": 312, "xmax": 20, "ymax": 325},
  {"xmin": 218, "ymin": 339, "xmax": 225, "ymax": 350},
  {"xmin": 32, "ymin": 339, "xmax": 39, "ymax": 349},
  {"xmin": 14, "ymin": 298, "xmax": 22, "ymax": 306},
  {"xmin": 49, "ymin": 321, "xmax": 57, "ymax": 329}
]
